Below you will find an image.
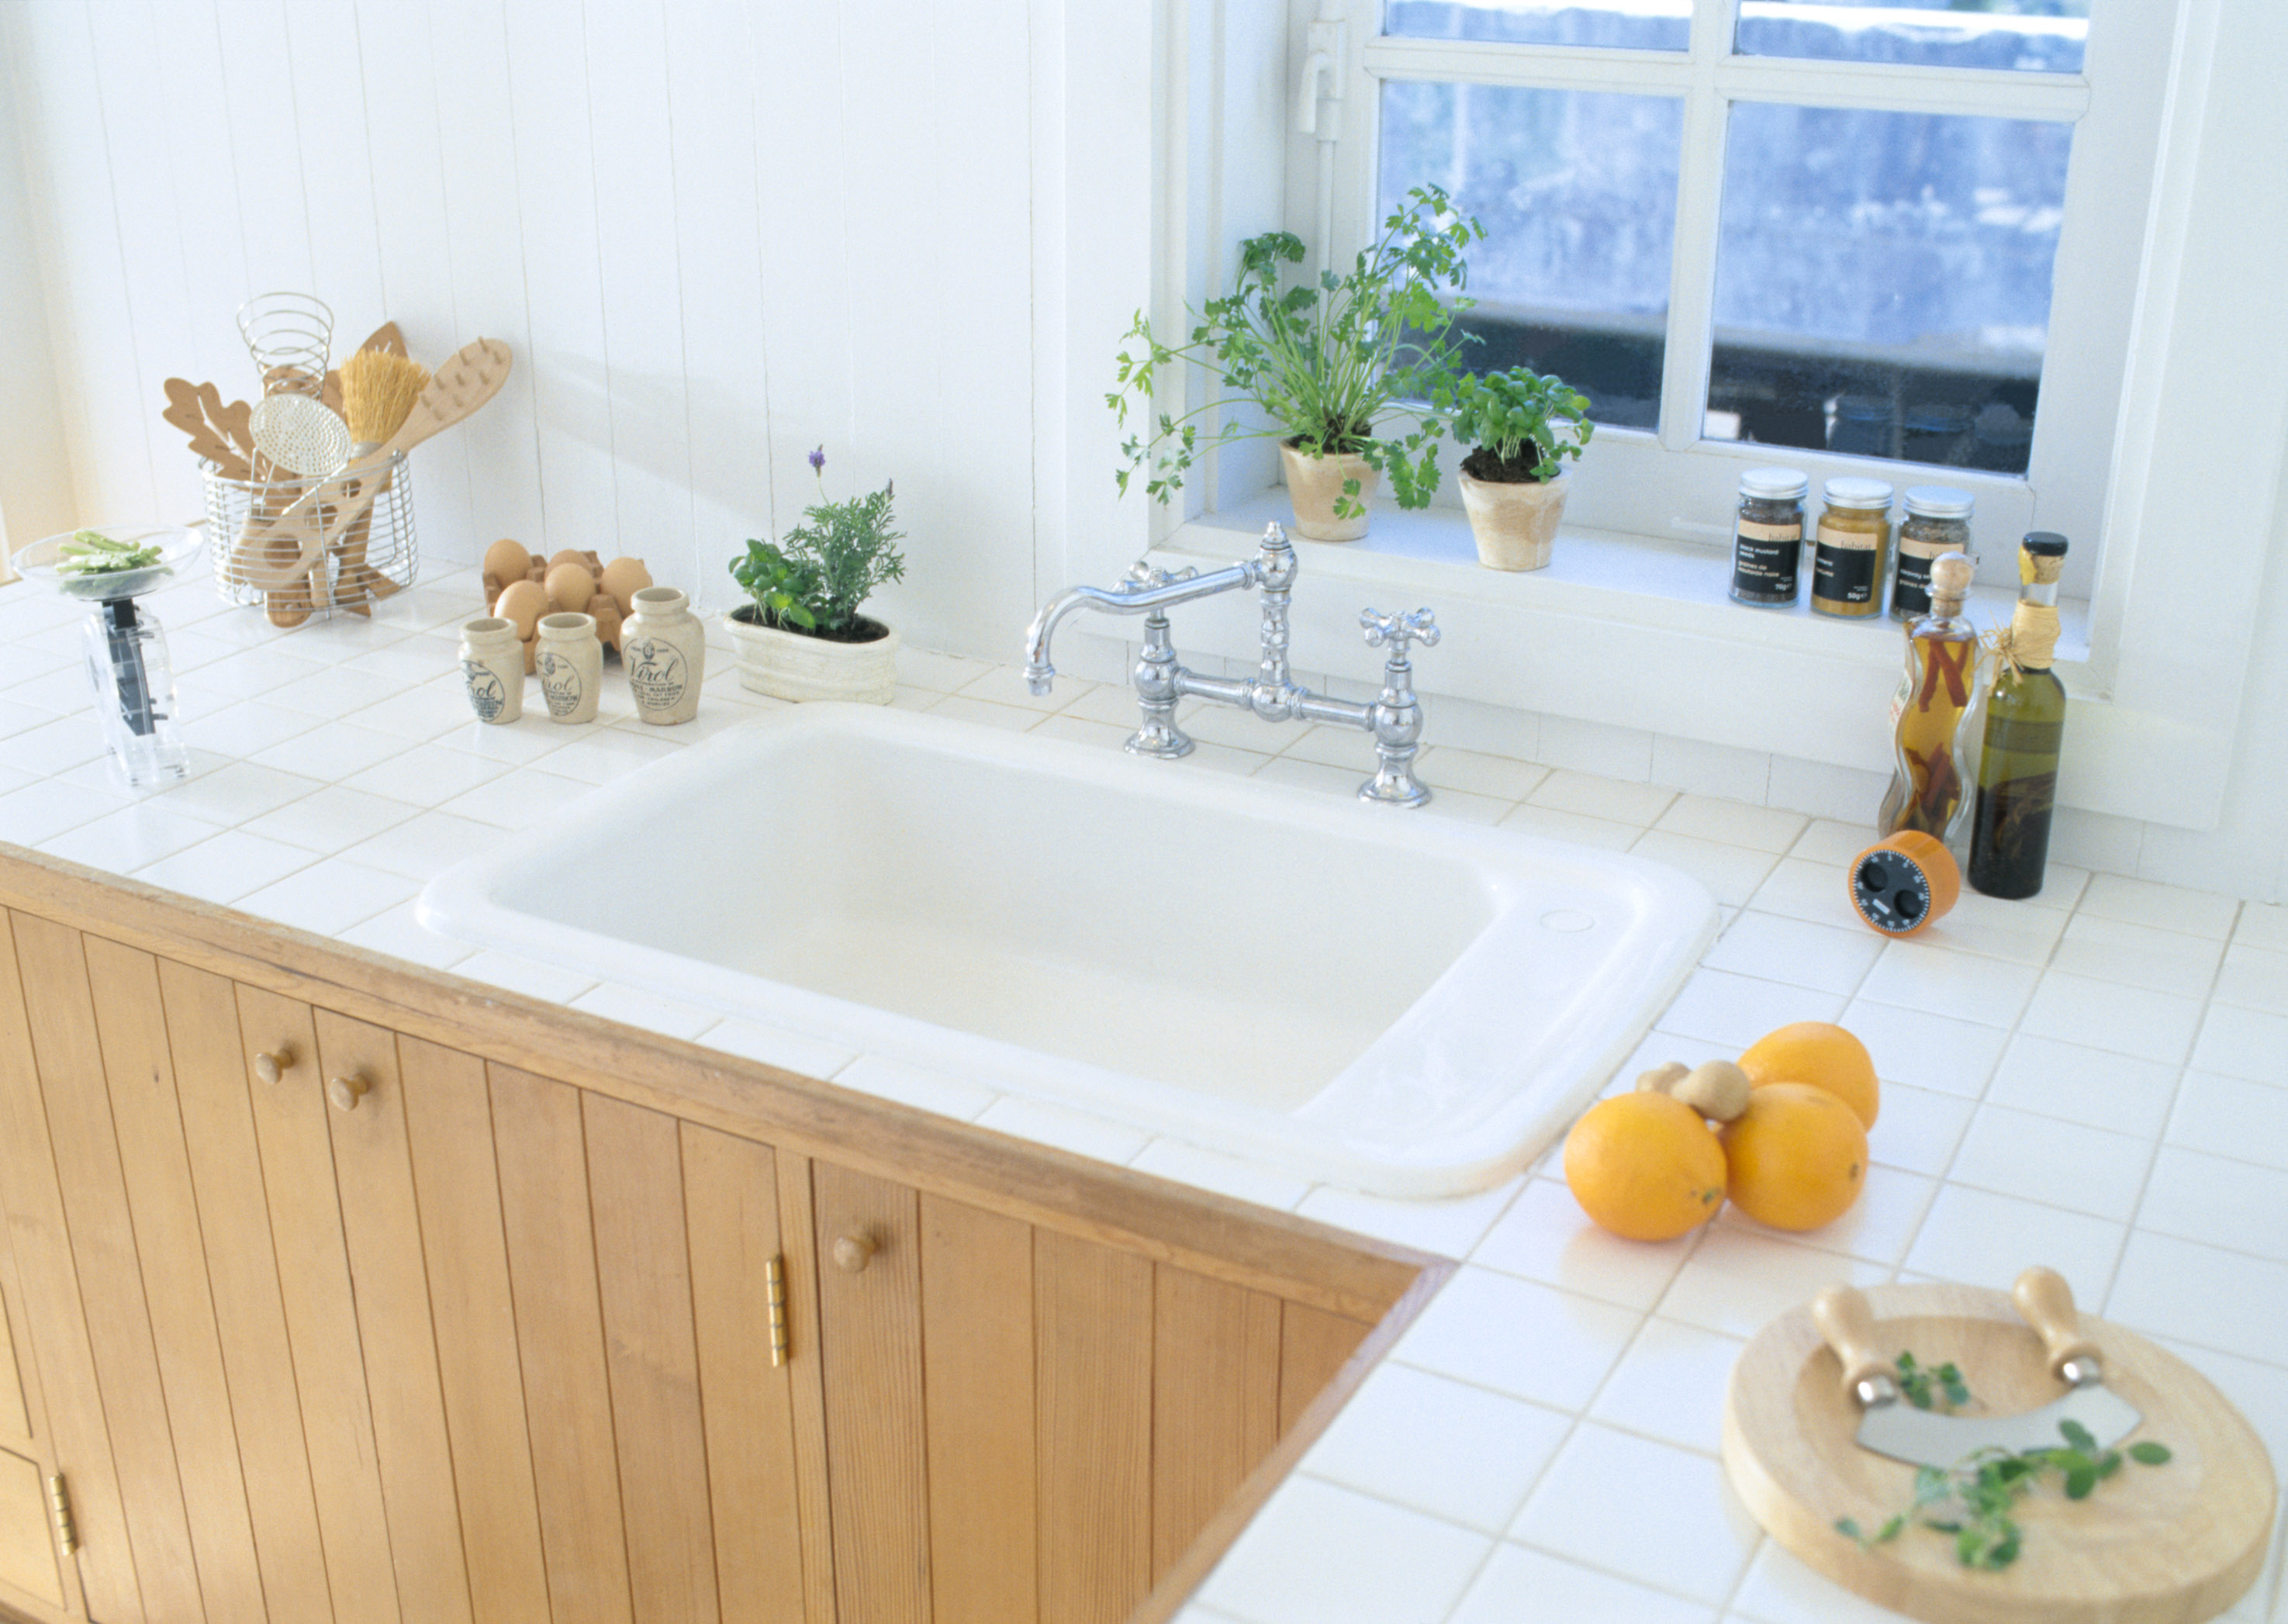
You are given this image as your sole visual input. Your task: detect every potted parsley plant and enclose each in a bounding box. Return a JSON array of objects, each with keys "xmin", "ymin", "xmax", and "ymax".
[
  {"xmin": 726, "ymin": 447, "xmax": 906, "ymax": 703},
  {"xmin": 1109, "ymin": 185, "xmax": 1483, "ymax": 541},
  {"xmin": 1439, "ymin": 365, "xmax": 1593, "ymax": 571}
]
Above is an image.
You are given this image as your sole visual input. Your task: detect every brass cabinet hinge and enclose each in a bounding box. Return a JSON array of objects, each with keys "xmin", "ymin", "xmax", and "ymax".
[
  {"xmin": 765, "ymin": 1253, "xmax": 789, "ymax": 1368},
  {"xmin": 48, "ymin": 1473, "xmax": 77, "ymax": 1554}
]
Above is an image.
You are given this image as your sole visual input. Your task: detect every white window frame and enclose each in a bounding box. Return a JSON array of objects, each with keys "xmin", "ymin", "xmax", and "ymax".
[{"xmin": 1058, "ymin": 0, "xmax": 2288, "ymax": 833}]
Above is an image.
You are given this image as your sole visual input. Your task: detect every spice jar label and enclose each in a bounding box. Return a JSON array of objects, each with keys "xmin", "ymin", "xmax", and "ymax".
[
  {"xmin": 1732, "ymin": 520, "xmax": 1802, "ymax": 599},
  {"xmin": 1814, "ymin": 532, "xmax": 1880, "ymax": 606}
]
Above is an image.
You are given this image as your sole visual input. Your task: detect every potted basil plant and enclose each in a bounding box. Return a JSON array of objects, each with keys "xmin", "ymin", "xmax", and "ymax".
[
  {"xmin": 727, "ymin": 447, "xmax": 906, "ymax": 703},
  {"xmin": 1109, "ymin": 185, "xmax": 1483, "ymax": 542},
  {"xmin": 1439, "ymin": 365, "xmax": 1593, "ymax": 571}
]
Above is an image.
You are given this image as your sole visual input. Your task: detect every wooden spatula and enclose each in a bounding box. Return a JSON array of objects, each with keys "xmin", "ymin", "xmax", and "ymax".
[{"xmin": 236, "ymin": 337, "xmax": 513, "ymax": 589}]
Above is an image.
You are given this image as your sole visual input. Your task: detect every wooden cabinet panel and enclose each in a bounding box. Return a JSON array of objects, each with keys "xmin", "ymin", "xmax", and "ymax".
[
  {"xmin": 0, "ymin": 1445, "xmax": 63, "ymax": 1611},
  {"xmin": 0, "ymin": 1253, "xmax": 26, "ymax": 1443},
  {"xmin": 811, "ymin": 1161, "xmax": 930, "ymax": 1624},
  {"xmin": 1151, "ymin": 1270, "xmax": 1283, "ymax": 1581},
  {"xmin": 489, "ymin": 1064, "xmax": 635, "ymax": 1624},
  {"xmin": 1035, "ymin": 1228, "xmax": 1154, "ymax": 1624},
  {"xmin": 396, "ymin": 1036, "xmax": 551, "ymax": 1624},
  {"xmin": 585, "ymin": 1094, "xmax": 721, "ymax": 1624},
  {"xmin": 1278, "ymin": 1302, "xmax": 1372, "ymax": 1436},
  {"xmin": 918, "ymin": 1193, "xmax": 1035, "ymax": 1624},
  {"xmin": 237, "ymin": 985, "xmax": 401, "ymax": 1624},
  {"xmin": 682, "ymin": 1123, "xmax": 809, "ymax": 1624}
]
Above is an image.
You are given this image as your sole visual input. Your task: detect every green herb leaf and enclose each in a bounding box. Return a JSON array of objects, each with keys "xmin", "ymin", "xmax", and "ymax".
[
  {"xmin": 2127, "ymin": 1441, "xmax": 2172, "ymax": 1465},
  {"xmin": 2058, "ymin": 1418, "xmax": 2097, "ymax": 1453}
]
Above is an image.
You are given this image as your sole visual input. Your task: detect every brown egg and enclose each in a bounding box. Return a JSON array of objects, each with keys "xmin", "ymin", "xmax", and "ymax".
[
  {"xmin": 589, "ymin": 594, "xmax": 623, "ymax": 653},
  {"xmin": 483, "ymin": 537, "xmax": 531, "ymax": 587},
  {"xmin": 548, "ymin": 548, "xmax": 589, "ymax": 572},
  {"xmin": 495, "ymin": 578, "xmax": 548, "ymax": 639},
  {"xmin": 544, "ymin": 561, "xmax": 596, "ymax": 612},
  {"xmin": 600, "ymin": 557, "xmax": 653, "ymax": 615}
]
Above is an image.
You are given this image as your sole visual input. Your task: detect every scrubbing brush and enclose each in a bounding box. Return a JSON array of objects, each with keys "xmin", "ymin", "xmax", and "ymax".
[{"xmin": 340, "ymin": 347, "xmax": 431, "ymax": 448}]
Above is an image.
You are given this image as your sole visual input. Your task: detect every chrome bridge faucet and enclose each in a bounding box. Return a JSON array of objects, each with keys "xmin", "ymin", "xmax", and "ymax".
[{"xmin": 1022, "ymin": 521, "xmax": 1440, "ymax": 807}]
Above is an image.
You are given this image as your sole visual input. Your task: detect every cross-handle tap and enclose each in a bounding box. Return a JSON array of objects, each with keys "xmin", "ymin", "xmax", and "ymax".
[
  {"xmin": 1361, "ymin": 606, "xmax": 1440, "ymax": 658},
  {"xmin": 1123, "ymin": 560, "xmax": 1199, "ymax": 593},
  {"xmin": 1357, "ymin": 607, "xmax": 1438, "ymax": 807}
]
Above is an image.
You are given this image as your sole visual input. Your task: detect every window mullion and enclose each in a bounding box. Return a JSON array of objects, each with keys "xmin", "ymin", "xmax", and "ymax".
[{"xmin": 1657, "ymin": 0, "xmax": 1740, "ymax": 451}]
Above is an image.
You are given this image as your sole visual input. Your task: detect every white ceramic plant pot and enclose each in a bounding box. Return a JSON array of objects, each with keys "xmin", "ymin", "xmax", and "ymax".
[
  {"xmin": 1279, "ymin": 441, "xmax": 1378, "ymax": 542},
  {"xmin": 1460, "ymin": 469, "xmax": 1569, "ymax": 572},
  {"xmin": 726, "ymin": 610, "xmax": 900, "ymax": 704}
]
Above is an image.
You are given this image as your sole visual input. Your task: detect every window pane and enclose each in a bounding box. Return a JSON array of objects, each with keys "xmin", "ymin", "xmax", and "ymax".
[
  {"xmin": 1702, "ymin": 103, "xmax": 2071, "ymax": 475},
  {"xmin": 1379, "ymin": 80, "xmax": 1683, "ymax": 430},
  {"xmin": 1735, "ymin": 1, "xmax": 2088, "ymax": 74},
  {"xmin": 1386, "ymin": 1, "xmax": 1689, "ymax": 52}
]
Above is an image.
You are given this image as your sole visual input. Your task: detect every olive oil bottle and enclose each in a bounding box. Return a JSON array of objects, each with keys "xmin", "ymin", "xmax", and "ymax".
[
  {"xmin": 1878, "ymin": 551, "xmax": 1980, "ymax": 844},
  {"xmin": 1968, "ymin": 533, "xmax": 2069, "ymax": 898}
]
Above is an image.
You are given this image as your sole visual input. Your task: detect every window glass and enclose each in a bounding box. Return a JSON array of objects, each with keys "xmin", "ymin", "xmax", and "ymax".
[
  {"xmin": 1735, "ymin": 1, "xmax": 2089, "ymax": 74},
  {"xmin": 1385, "ymin": 1, "xmax": 1690, "ymax": 50},
  {"xmin": 1702, "ymin": 102, "xmax": 2071, "ymax": 473},
  {"xmin": 1378, "ymin": 80, "xmax": 1684, "ymax": 430}
]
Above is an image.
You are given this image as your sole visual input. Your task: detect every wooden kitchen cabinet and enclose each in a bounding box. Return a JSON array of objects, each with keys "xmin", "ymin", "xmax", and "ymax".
[{"xmin": 0, "ymin": 853, "xmax": 1441, "ymax": 1624}]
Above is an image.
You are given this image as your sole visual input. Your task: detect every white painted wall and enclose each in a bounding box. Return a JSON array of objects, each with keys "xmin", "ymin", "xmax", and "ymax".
[{"xmin": 2, "ymin": 0, "xmax": 2281, "ymax": 901}]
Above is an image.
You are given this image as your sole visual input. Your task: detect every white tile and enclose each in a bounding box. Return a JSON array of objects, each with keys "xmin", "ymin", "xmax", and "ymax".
[
  {"xmin": 1630, "ymin": 831, "xmax": 1779, "ymax": 908},
  {"xmin": 1858, "ymin": 938, "xmax": 2041, "ymax": 1028},
  {"xmin": 694, "ymin": 1020, "xmax": 856, "ymax": 1080},
  {"xmin": 1473, "ymin": 1177, "xmax": 1706, "ymax": 1312},
  {"xmin": 1511, "ymin": 1425, "xmax": 1760, "ymax": 1606},
  {"xmin": 1421, "ymin": 693, "xmax": 1539, "ymax": 762},
  {"xmin": 1280, "ymin": 724, "xmax": 1379, "ymax": 771},
  {"xmin": 250, "ymin": 721, "xmax": 415, "ymax": 783},
  {"xmin": 1185, "ymin": 740, "xmax": 1277, "ymax": 778},
  {"xmin": 448, "ymin": 949, "xmax": 600, "ymax": 1004},
  {"xmin": 36, "ymin": 801, "xmax": 223, "ymax": 872},
  {"xmin": 1530, "ymin": 769, "xmax": 1676, "ymax": 828},
  {"xmin": 239, "ymin": 784, "xmax": 422, "ymax": 855},
  {"xmin": 1302, "ymin": 1363, "xmax": 1569, "ymax": 1533},
  {"xmin": 1129, "ymin": 1139, "xmax": 1312, "ymax": 1212},
  {"xmin": 335, "ymin": 903, "xmax": 479, "ymax": 971},
  {"xmin": 267, "ymin": 664, "xmax": 412, "ymax": 720},
  {"xmin": 2235, "ymin": 903, "xmax": 2288, "ymax": 953},
  {"xmin": 1415, "ymin": 745, "xmax": 1546, "ymax": 802},
  {"xmin": 895, "ymin": 647, "xmax": 994, "ymax": 694},
  {"xmin": 1764, "ymin": 755, "xmax": 1885, "ymax": 824},
  {"xmin": 925, "ymin": 693, "xmax": 1041, "ymax": 733},
  {"xmin": 1704, "ymin": 912, "xmax": 1882, "ymax": 997},
  {"xmin": 1746, "ymin": 857, "xmax": 1856, "ymax": 929},
  {"xmin": 1391, "ymin": 1266, "xmax": 1643, "ymax": 1411},
  {"xmin": 0, "ymin": 698, "xmax": 63, "ymax": 738},
  {"xmin": 1198, "ymin": 1475, "xmax": 1493, "ymax": 1624},
  {"xmin": 1056, "ymin": 681, "xmax": 1155, "ymax": 727},
  {"xmin": 1865, "ymin": 1082, "xmax": 1975, "ymax": 1178},
  {"xmin": 1298, "ymin": 1177, "xmax": 1526, "ymax": 1260},
  {"xmin": 1495, "ymin": 803, "xmax": 1641, "ymax": 851},
  {"xmin": 569, "ymin": 983, "xmax": 722, "ymax": 1041},
  {"xmin": 2077, "ymin": 872, "xmax": 2240, "ymax": 941},
  {"xmin": 1587, "ymin": 1315, "xmax": 1746, "ymax": 1456},
  {"xmin": 831, "ymin": 1056, "xmax": 1000, "ymax": 1121},
  {"xmin": 1420, "ymin": 786, "xmax": 1511, "ymax": 825},
  {"xmin": 2105, "ymin": 1230, "xmax": 2288, "ymax": 1365},
  {"xmin": 1789, "ymin": 818, "xmax": 1877, "ymax": 868},
  {"xmin": 1723, "ymin": 1163, "xmax": 1938, "ymax": 1268},
  {"xmin": 1654, "ymin": 967, "xmax": 1847, "ymax": 1052},
  {"xmin": 1176, "ymin": 697, "xmax": 1291, "ymax": 752},
  {"xmin": 351, "ymin": 810, "xmax": 512, "ymax": 881},
  {"xmin": 1838, "ymin": 1000, "xmax": 2007, "ymax": 1098},
  {"xmin": 2144, "ymin": 1335, "xmax": 2288, "ymax": 1484},
  {"xmin": 2051, "ymin": 913, "xmax": 2225, "ymax": 998},
  {"xmin": 1653, "ymin": 795, "xmax": 1802, "ymax": 855},
  {"xmin": 2042, "ymin": 804, "xmax": 2145, "ymax": 883},
  {"xmin": 0, "ymin": 716, "xmax": 113, "ymax": 776},
  {"xmin": 1650, "ymin": 736, "xmax": 1771, "ymax": 807},
  {"xmin": 1903, "ymin": 1185, "xmax": 2125, "ymax": 1298},
  {"xmin": 1945, "ymin": 1104, "xmax": 2155, "ymax": 1222},
  {"xmin": 437, "ymin": 769, "xmax": 583, "ymax": 830},
  {"xmin": 1025, "ymin": 713, "xmax": 1133, "ymax": 752},
  {"xmin": 525, "ymin": 727, "xmax": 681, "ymax": 784},
  {"xmin": 131, "ymin": 830, "xmax": 320, "ymax": 905},
  {"xmin": 1986, "ymin": 1035, "xmax": 2182, "ymax": 1141},
  {"xmin": 341, "ymin": 745, "xmax": 511, "ymax": 807},
  {"xmin": 1538, "ymin": 714, "xmax": 1655, "ymax": 781},
  {"xmin": 2167, "ymin": 1071, "xmax": 2288, "ymax": 1173},
  {"xmin": 2189, "ymin": 1004, "xmax": 2288, "ymax": 1084},
  {"xmin": 433, "ymin": 715, "xmax": 581, "ymax": 764},
  {"xmin": 153, "ymin": 760, "xmax": 327, "ymax": 824},
  {"xmin": 1730, "ymin": 1539, "xmax": 1921, "ymax": 1624},
  {"xmin": 234, "ymin": 859, "xmax": 421, "ymax": 936},
  {"xmin": 2214, "ymin": 943, "xmax": 2288, "ymax": 1017},
  {"xmin": 2019, "ymin": 969, "xmax": 2204, "ymax": 1066},
  {"xmin": 1250, "ymin": 755, "xmax": 1362, "ymax": 797},
  {"xmin": 1657, "ymin": 1228, "xmax": 1884, "ymax": 1340},
  {"xmin": 2137, "ymin": 1146, "xmax": 2288, "ymax": 1263},
  {"xmin": 1450, "ymin": 1543, "xmax": 1714, "ymax": 1624},
  {"xmin": 1911, "ymin": 889, "xmax": 2071, "ymax": 966},
  {"xmin": 167, "ymin": 646, "xmax": 330, "ymax": 704},
  {"xmin": 178, "ymin": 699, "xmax": 323, "ymax": 757},
  {"xmin": 973, "ymin": 1095, "xmax": 1152, "ymax": 1166}
]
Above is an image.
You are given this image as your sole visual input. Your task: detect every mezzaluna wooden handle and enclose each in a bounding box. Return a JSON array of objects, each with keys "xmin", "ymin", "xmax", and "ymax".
[
  {"xmin": 2013, "ymin": 1266, "xmax": 2102, "ymax": 1381},
  {"xmin": 833, "ymin": 1232, "xmax": 876, "ymax": 1274},
  {"xmin": 1812, "ymin": 1285, "xmax": 1895, "ymax": 1405}
]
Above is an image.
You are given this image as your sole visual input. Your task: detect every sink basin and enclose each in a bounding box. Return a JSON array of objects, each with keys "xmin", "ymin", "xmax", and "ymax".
[{"xmin": 420, "ymin": 704, "xmax": 1716, "ymax": 1197}]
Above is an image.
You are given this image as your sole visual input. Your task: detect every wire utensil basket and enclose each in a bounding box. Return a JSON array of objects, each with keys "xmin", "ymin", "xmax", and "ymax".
[{"xmin": 201, "ymin": 452, "xmax": 419, "ymax": 619}]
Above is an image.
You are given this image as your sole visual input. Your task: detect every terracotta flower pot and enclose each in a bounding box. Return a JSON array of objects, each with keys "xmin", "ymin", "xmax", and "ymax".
[
  {"xmin": 1279, "ymin": 441, "xmax": 1378, "ymax": 542},
  {"xmin": 726, "ymin": 608, "xmax": 900, "ymax": 703},
  {"xmin": 1460, "ymin": 469, "xmax": 1570, "ymax": 571}
]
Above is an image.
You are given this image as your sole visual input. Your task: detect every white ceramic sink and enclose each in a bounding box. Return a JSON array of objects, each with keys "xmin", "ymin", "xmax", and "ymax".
[{"xmin": 419, "ymin": 704, "xmax": 1716, "ymax": 1197}]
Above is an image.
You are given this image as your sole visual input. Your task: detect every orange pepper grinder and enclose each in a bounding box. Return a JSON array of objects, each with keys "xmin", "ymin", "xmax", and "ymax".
[{"xmin": 1847, "ymin": 830, "xmax": 1961, "ymax": 937}]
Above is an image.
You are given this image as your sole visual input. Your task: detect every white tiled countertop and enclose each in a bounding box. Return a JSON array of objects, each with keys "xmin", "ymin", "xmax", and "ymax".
[{"xmin": 1, "ymin": 564, "xmax": 2282, "ymax": 1624}]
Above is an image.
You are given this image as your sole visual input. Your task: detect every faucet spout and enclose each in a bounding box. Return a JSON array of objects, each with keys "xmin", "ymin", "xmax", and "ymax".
[{"xmin": 1022, "ymin": 561, "xmax": 1253, "ymax": 693}]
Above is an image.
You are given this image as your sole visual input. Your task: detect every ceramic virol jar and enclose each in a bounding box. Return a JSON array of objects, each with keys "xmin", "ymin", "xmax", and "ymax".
[
  {"xmin": 622, "ymin": 586, "xmax": 706, "ymax": 724},
  {"xmin": 458, "ymin": 616, "xmax": 525, "ymax": 724},
  {"xmin": 1811, "ymin": 477, "xmax": 1896, "ymax": 619},
  {"xmin": 536, "ymin": 612, "xmax": 602, "ymax": 723}
]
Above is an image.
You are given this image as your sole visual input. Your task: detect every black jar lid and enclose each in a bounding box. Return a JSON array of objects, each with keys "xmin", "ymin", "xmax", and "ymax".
[{"xmin": 2022, "ymin": 530, "xmax": 2069, "ymax": 556}]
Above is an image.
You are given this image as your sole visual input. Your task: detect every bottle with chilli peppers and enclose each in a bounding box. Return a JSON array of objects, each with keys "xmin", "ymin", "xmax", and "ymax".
[{"xmin": 1876, "ymin": 551, "xmax": 1981, "ymax": 845}]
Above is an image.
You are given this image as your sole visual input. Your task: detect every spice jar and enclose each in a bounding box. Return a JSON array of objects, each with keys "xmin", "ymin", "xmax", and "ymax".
[
  {"xmin": 536, "ymin": 612, "xmax": 602, "ymax": 724},
  {"xmin": 1811, "ymin": 477, "xmax": 1895, "ymax": 618},
  {"xmin": 1730, "ymin": 467, "xmax": 1809, "ymax": 606},
  {"xmin": 1891, "ymin": 485, "xmax": 1975, "ymax": 622}
]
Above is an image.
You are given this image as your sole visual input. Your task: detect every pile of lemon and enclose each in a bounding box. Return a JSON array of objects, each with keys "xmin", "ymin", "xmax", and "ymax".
[{"xmin": 1563, "ymin": 1021, "xmax": 1878, "ymax": 1240}]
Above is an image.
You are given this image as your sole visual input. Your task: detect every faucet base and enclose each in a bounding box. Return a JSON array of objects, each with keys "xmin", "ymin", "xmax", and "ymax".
[
  {"xmin": 1125, "ymin": 721, "xmax": 1194, "ymax": 759},
  {"xmin": 1360, "ymin": 766, "xmax": 1431, "ymax": 807}
]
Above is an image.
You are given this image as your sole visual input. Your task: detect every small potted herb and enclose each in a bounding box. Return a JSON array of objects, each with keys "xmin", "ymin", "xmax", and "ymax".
[
  {"xmin": 1439, "ymin": 365, "xmax": 1593, "ymax": 572},
  {"xmin": 1109, "ymin": 185, "xmax": 1483, "ymax": 542},
  {"xmin": 726, "ymin": 447, "xmax": 906, "ymax": 703}
]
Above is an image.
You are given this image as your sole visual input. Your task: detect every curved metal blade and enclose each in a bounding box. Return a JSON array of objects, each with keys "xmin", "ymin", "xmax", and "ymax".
[{"xmin": 1857, "ymin": 1382, "xmax": 2144, "ymax": 1469}]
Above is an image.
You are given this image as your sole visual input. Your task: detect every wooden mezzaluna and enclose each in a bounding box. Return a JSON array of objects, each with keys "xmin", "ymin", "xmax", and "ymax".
[{"xmin": 0, "ymin": 845, "xmax": 1447, "ymax": 1624}]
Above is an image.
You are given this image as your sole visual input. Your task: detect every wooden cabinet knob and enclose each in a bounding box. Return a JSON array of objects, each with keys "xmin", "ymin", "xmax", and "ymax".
[
  {"xmin": 833, "ymin": 1232, "xmax": 876, "ymax": 1274},
  {"xmin": 254, "ymin": 1047, "xmax": 294, "ymax": 1086},
  {"xmin": 326, "ymin": 1073, "xmax": 370, "ymax": 1113}
]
